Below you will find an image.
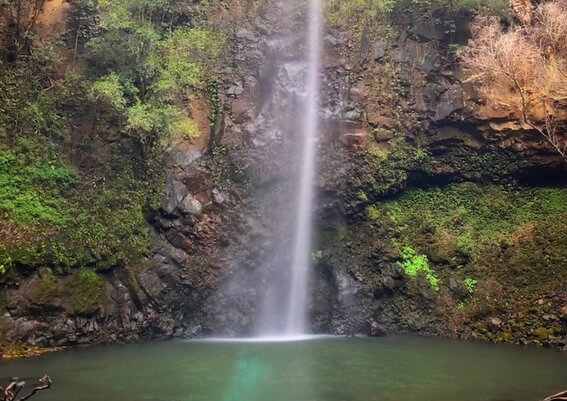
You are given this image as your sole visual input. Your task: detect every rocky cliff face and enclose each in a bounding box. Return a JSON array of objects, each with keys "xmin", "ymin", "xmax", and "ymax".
[{"xmin": 0, "ymin": 0, "xmax": 566, "ymax": 352}]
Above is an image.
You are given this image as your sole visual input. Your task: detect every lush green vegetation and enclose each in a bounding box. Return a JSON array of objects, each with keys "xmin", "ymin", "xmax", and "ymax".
[
  {"xmin": 357, "ymin": 139, "xmax": 430, "ymax": 200},
  {"xmin": 363, "ymin": 183, "xmax": 567, "ymax": 298},
  {"xmin": 325, "ymin": 0, "xmax": 511, "ymax": 43},
  {"xmin": 37, "ymin": 272, "xmax": 59, "ymax": 305},
  {"xmin": 0, "ymin": 0, "xmax": 226, "ymax": 280},
  {"xmin": 382, "ymin": 183, "xmax": 567, "ymax": 261},
  {"xmin": 0, "ymin": 142, "xmax": 78, "ymax": 225},
  {"xmin": 82, "ymin": 0, "xmax": 225, "ymax": 157},
  {"xmin": 0, "ymin": 143, "xmax": 153, "ymax": 272}
]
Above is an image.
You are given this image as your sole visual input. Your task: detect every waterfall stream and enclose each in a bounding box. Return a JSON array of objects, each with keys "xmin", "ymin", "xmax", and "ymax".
[
  {"xmin": 254, "ymin": 0, "xmax": 323, "ymax": 339},
  {"xmin": 284, "ymin": 0, "xmax": 322, "ymax": 335}
]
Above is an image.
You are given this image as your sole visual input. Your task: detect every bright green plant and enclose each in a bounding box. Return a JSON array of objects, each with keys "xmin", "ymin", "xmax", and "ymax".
[
  {"xmin": 126, "ymin": 103, "xmax": 198, "ymax": 148},
  {"xmin": 90, "ymin": 73, "xmax": 127, "ymax": 110},
  {"xmin": 398, "ymin": 245, "xmax": 439, "ymax": 290},
  {"xmin": 464, "ymin": 277, "xmax": 477, "ymax": 294}
]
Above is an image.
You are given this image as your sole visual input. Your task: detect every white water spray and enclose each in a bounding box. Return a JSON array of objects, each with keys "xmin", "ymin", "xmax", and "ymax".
[{"xmin": 284, "ymin": 0, "xmax": 322, "ymax": 335}]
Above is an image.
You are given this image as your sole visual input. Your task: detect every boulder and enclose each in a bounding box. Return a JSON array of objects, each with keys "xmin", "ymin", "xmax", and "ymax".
[
  {"xmin": 162, "ymin": 179, "xmax": 188, "ymax": 215},
  {"xmin": 369, "ymin": 319, "xmax": 386, "ymax": 337},
  {"xmin": 180, "ymin": 194, "xmax": 203, "ymax": 216},
  {"xmin": 382, "ymin": 276, "xmax": 396, "ymax": 291},
  {"xmin": 372, "ymin": 39, "xmax": 388, "ymax": 61},
  {"xmin": 212, "ymin": 188, "xmax": 228, "ymax": 205},
  {"xmin": 487, "ymin": 317, "xmax": 503, "ymax": 332},
  {"xmin": 227, "ymin": 83, "xmax": 244, "ymax": 96}
]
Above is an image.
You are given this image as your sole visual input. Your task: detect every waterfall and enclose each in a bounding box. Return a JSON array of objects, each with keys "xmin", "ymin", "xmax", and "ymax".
[
  {"xmin": 252, "ymin": 0, "xmax": 322, "ymax": 339},
  {"xmin": 283, "ymin": 0, "xmax": 322, "ymax": 335}
]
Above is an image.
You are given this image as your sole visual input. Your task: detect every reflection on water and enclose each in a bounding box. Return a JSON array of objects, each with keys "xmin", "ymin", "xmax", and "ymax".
[
  {"xmin": 0, "ymin": 337, "xmax": 565, "ymax": 401},
  {"xmin": 222, "ymin": 358, "xmax": 263, "ymax": 401}
]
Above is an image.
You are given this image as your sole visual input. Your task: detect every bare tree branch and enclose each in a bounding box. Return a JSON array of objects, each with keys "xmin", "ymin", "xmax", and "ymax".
[
  {"xmin": 0, "ymin": 375, "xmax": 51, "ymax": 401},
  {"xmin": 461, "ymin": 5, "xmax": 567, "ymax": 162},
  {"xmin": 16, "ymin": 375, "xmax": 51, "ymax": 401},
  {"xmin": 544, "ymin": 390, "xmax": 567, "ymax": 401}
]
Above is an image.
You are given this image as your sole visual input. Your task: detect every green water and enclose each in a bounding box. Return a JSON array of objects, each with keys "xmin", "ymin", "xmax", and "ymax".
[{"xmin": 0, "ymin": 336, "xmax": 565, "ymax": 401}]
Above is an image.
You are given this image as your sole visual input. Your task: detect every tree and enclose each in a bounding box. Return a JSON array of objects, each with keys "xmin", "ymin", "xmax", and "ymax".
[
  {"xmin": 1, "ymin": 0, "xmax": 47, "ymax": 60},
  {"xmin": 461, "ymin": 1, "xmax": 567, "ymax": 162},
  {"xmin": 76, "ymin": 0, "xmax": 225, "ymax": 164}
]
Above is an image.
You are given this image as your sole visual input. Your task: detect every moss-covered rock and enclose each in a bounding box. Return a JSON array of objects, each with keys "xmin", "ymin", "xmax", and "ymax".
[
  {"xmin": 315, "ymin": 178, "xmax": 567, "ymax": 346},
  {"xmin": 35, "ymin": 272, "xmax": 58, "ymax": 306},
  {"xmin": 70, "ymin": 269, "xmax": 107, "ymax": 315}
]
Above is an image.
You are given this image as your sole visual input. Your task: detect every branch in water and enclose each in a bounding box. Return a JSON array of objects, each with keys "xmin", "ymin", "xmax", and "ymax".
[
  {"xmin": 0, "ymin": 375, "xmax": 51, "ymax": 401},
  {"xmin": 544, "ymin": 390, "xmax": 567, "ymax": 401}
]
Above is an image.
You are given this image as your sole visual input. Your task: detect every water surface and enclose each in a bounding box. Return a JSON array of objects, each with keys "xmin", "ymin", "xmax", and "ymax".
[{"xmin": 0, "ymin": 336, "xmax": 565, "ymax": 401}]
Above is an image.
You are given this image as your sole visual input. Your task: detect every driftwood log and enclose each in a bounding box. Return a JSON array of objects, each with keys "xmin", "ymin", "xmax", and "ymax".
[
  {"xmin": 544, "ymin": 390, "xmax": 567, "ymax": 401},
  {"xmin": 0, "ymin": 375, "xmax": 51, "ymax": 401}
]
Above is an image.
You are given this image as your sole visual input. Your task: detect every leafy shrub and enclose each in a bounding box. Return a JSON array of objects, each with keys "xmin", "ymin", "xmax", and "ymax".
[
  {"xmin": 154, "ymin": 27, "xmax": 225, "ymax": 96},
  {"xmin": 464, "ymin": 277, "xmax": 477, "ymax": 294},
  {"xmin": 126, "ymin": 103, "xmax": 198, "ymax": 147},
  {"xmin": 398, "ymin": 245, "xmax": 440, "ymax": 290},
  {"xmin": 90, "ymin": 73, "xmax": 127, "ymax": 110}
]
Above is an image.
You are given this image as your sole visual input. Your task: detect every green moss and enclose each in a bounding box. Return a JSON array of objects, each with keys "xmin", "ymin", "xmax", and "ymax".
[
  {"xmin": 367, "ymin": 204, "xmax": 381, "ymax": 220},
  {"xmin": 533, "ymin": 327, "xmax": 550, "ymax": 341},
  {"xmin": 500, "ymin": 331, "xmax": 513, "ymax": 342},
  {"xmin": 380, "ymin": 183, "xmax": 567, "ymax": 257},
  {"xmin": 37, "ymin": 273, "xmax": 58, "ymax": 305},
  {"xmin": 367, "ymin": 144, "xmax": 390, "ymax": 161},
  {"xmin": 365, "ymin": 182, "xmax": 567, "ymax": 336},
  {"xmin": 358, "ymin": 191, "xmax": 369, "ymax": 202},
  {"xmin": 0, "ymin": 143, "xmax": 79, "ymax": 226},
  {"xmin": 125, "ymin": 264, "xmax": 142, "ymax": 291},
  {"xmin": 325, "ymin": 0, "xmax": 399, "ymax": 45},
  {"xmin": 0, "ymin": 146, "xmax": 154, "ymax": 272},
  {"xmin": 71, "ymin": 269, "xmax": 106, "ymax": 315}
]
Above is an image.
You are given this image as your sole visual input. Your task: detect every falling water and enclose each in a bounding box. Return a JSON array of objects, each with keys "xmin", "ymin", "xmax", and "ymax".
[{"xmin": 284, "ymin": 0, "xmax": 322, "ymax": 335}]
